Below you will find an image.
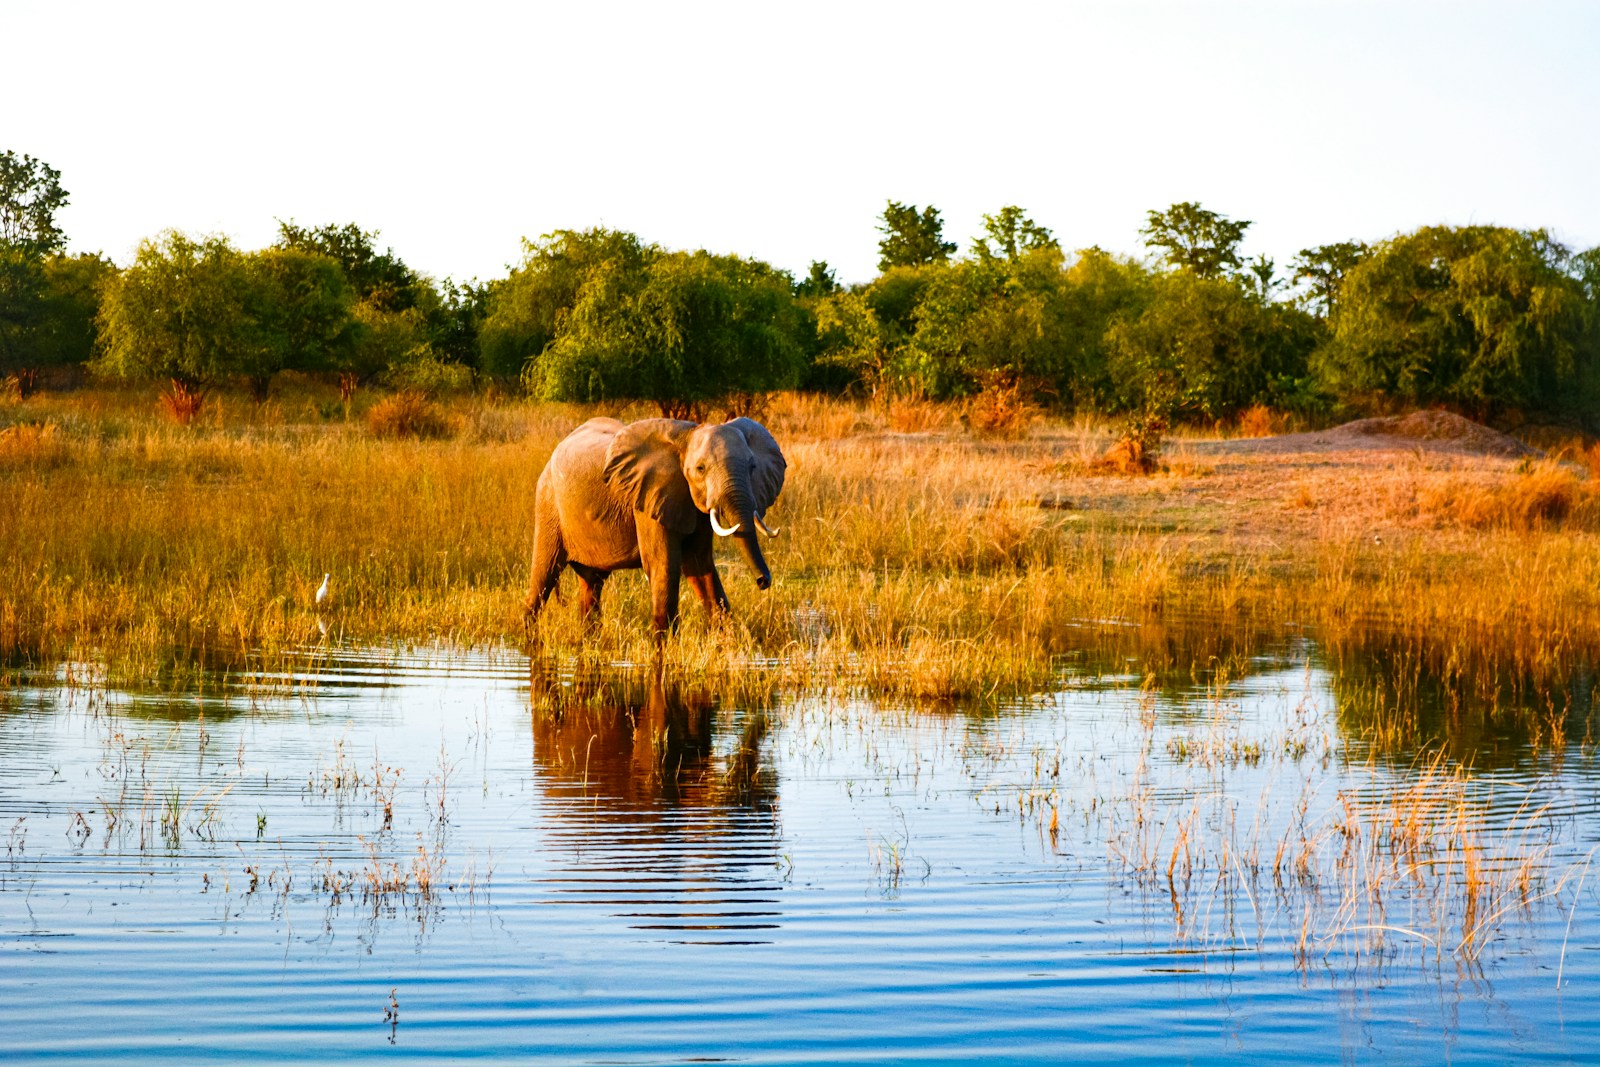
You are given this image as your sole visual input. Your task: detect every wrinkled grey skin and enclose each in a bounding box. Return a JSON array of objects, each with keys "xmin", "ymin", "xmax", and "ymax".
[{"xmin": 524, "ymin": 416, "xmax": 786, "ymax": 635}]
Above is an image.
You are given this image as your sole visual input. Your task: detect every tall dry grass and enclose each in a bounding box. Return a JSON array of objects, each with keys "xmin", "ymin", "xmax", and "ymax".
[{"xmin": 3, "ymin": 386, "xmax": 1599, "ymax": 701}]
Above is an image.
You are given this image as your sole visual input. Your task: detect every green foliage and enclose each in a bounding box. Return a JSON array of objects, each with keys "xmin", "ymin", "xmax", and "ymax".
[
  {"xmin": 0, "ymin": 150, "xmax": 69, "ymax": 255},
  {"xmin": 273, "ymin": 220, "xmax": 453, "ymax": 389},
  {"xmin": 479, "ymin": 228, "xmax": 651, "ymax": 380},
  {"xmin": 809, "ymin": 265, "xmax": 940, "ymax": 396},
  {"xmin": 275, "ymin": 221, "xmax": 423, "ymax": 313},
  {"xmin": 532, "ymin": 248, "xmax": 806, "ymax": 415},
  {"xmin": 0, "ymin": 243, "xmax": 47, "ymax": 377},
  {"xmin": 1573, "ymin": 246, "xmax": 1600, "ymax": 304},
  {"xmin": 0, "ymin": 251, "xmax": 119, "ymax": 393},
  {"xmin": 865, "ymin": 265, "xmax": 936, "ymax": 337},
  {"xmin": 813, "ymin": 289, "xmax": 897, "ymax": 396},
  {"xmin": 348, "ymin": 303, "xmax": 431, "ymax": 388},
  {"xmin": 907, "ymin": 248, "xmax": 1071, "ymax": 399},
  {"xmin": 1106, "ymin": 271, "xmax": 1320, "ymax": 422},
  {"xmin": 97, "ymin": 232, "xmax": 379, "ymax": 402},
  {"xmin": 877, "ymin": 201, "xmax": 956, "ymax": 271},
  {"xmin": 795, "ymin": 260, "xmax": 839, "ymax": 299},
  {"xmin": 244, "ymin": 248, "xmax": 358, "ymax": 395},
  {"xmin": 1053, "ymin": 248, "xmax": 1154, "ymax": 406},
  {"xmin": 971, "ymin": 206, "xmax": 1059, "ymax": 263},
  {"xmin": 34, "ymin": 254, "xmax": 117, "ymax": 370},
  {"xmin": 1293, "ymin": 241, "xmax": 1368, "ymax": 319},
  {"xmin": 96, "ymin": 231, "xmax": 258, "ymax": 390},
  {"xmin": 1140, "ymin": 201, "xmax": 1251, "ymax": 280},
  {"xmin": 432, "ymin": 278, "xmax": 492, "ymax": 369},
  {"xmin": 1321, "ymin": 226, "xmax": 1594, "ymax": 419}
]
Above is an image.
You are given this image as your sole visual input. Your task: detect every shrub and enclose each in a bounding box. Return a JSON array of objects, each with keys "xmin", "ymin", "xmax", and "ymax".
[
  {"xmin": 965, "ymin": 374, "xmax": 1039, "ymax": 438},
  {"xmin": 1095, "ymin": 411, "xmax": 1165, "ymax": 475},
  {"xmin": 1235, "ymin": 404, "xmax": 1282, "ymax": 438},
  {"xmin": 365, "ymin": 391, "xmax": 452, "ymax": 439},
  {"xmin": 160, "ymin": 380, "xmax": 206, "ymax": 426}
]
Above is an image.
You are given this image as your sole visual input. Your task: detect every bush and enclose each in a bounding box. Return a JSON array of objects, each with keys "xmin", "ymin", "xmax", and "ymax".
[
  {"xmin": 365, "ymin": 392, "xmax": 452, "ymax": 439},
  {"xmin": 1235, "ymin": 404, "xmax": 1283, "ymax": 438},
  {"xmin": 964, "ymin": 374, "xmax": 1039, "ymax": 438}
]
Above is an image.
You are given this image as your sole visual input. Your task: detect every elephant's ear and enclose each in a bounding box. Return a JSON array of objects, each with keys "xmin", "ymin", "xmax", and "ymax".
[
  {"xmin": 728, "ymin": 417, "xmax": 787, "ymax": 514},
  {"xmin": 603, "ymin": 419, "xmax": 699, "ymax": 534}
]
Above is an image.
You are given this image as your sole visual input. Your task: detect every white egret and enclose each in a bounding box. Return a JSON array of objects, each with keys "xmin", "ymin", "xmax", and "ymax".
[{"xmin": 315, "ymin": 573, "xmax": 330, "ymax": 606}]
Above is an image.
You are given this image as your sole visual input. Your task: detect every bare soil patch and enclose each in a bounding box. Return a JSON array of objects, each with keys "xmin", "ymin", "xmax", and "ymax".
[{"xmin": 1203, "ymin": 410, "xmax": 1540, "ymax": 460}]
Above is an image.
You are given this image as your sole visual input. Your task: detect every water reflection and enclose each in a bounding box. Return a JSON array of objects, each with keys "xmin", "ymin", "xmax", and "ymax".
[
  {"xmin": 527, "ymin": 661, "xmax": 784, "ymax": 944},
  {"xmin": 1049, "ymin": 614, "xmax": 1600, "ymax": 769},
  {"xmin": 1325, "ymin": 634, "xmax": 1600, "ymax": 765}
]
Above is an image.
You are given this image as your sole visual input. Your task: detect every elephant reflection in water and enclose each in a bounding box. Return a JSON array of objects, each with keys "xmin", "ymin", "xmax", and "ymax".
[
  {"xmin": 528, "ymin": 662, "xmax": 783, "ymax": 940},
  {"xmin": 528, "ymin": 661, "xmax": 776, "ymax": 811}
]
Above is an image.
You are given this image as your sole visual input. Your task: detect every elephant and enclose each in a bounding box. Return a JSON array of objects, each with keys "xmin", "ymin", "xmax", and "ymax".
[{"xmin": 524, "ymin": 416, "xmax": 786, "ymax": 635}]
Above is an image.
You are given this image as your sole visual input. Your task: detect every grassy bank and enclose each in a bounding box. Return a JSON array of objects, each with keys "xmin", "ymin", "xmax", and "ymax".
[{"xmin": 3, "ymin": 384, "xmax": 1599, "ymax": 710}]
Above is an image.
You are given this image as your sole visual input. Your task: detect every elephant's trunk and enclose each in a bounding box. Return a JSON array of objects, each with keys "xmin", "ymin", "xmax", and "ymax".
[{"xmin": 715, "ymin": 485, "xmax": 772, "ymax": 591}]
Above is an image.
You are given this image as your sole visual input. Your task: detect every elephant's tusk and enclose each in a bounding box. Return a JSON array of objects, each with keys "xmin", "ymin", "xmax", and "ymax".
[
  {"xmin": 754, "ymin": 512, "xmax": 780, "ymax": 538},
  {"xmin": 709, "ymin": 508, "xmax": 741, "ymax": 536}
]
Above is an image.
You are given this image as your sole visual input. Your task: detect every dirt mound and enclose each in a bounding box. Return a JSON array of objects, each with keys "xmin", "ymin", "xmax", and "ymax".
[{"xmin": 1326, "ymin": 411, "xmax": 1540, "ymax": 458}]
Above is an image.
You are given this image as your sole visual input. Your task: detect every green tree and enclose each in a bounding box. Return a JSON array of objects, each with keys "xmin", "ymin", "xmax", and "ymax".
[
  {"xmin": 971, "ymin": 205, "xmax": 1059, "ymax": 263},
  {"xmin": 1292, "ymin": 241, "xmax": 1368, "ymax": 318},
  {"xmin": 0, "ymin": 252, "xmax": 118, "ymax": 396},
  {"xmin": 0, "ymin": 244, "xmax": 48, "ymax": 392},
  {"xmin": 1321, "ymin": 226, "xmax": 1594, "ymax": 419},
  {"xmin": 1573, "ymin": 246, "xmax": 1600, "ymax": 301},
  {"xmin": 276, "ymin": 221, "xmax": 457, "ymax": 397},
  {"xmin": 1106, "ymin": 271, "xmax": 1319, "ymax": 422},
  {"xmin": 275, "ymin": 221, "xmax": 422, "ymax": 312},
  {"xmin": 479, "ymin": 228, "xmax": 654, "ymax": 381},
  {"xmin": 877, "ymin": 201, "xmax": 956, "ymax": 271},
  {"xmin": 1051, "ymin": 248, "xmax": 1154, "ymax": 408},
  {"xmin": 1140, "ymin": 201, "xmax": 1251, "ymax": 280},
  {"xmin": 243, "ymin": 247, "xmax": 358, "ymax": 399},
  {"xmin": 813, "ymin": 288, "xmax": 897, "ymax": 396},
  {"xmin": 432, "ymin": 278, "xmax": 492, "ymax": 369},
  {"xmin": 96, "ymin": 231, "xmax": 256, "ymax": 420},
  {"xmin": 794, "ymin": 260, "xmax": 839, "ymax": 299},
  {"xmin": 532, "ymin": 249, "xmax": 807, "ymax": 417},
  {"xmin": 0, "ymin": 151, "xmax": 69, "ymax": 255},
  {"xmin": 907, "ymin": 246, "xmax": 1070, "ymax": 399}
]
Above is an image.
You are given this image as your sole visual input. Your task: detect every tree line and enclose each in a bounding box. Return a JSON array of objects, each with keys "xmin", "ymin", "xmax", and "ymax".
[{"xmin": 4, "ymin": 149, "xmax": 1599, "ymax": 430}]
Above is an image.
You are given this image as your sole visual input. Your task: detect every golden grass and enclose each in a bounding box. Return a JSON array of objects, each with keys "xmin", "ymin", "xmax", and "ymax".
[{"xmin": 3, "ymin": 386, "xmax": 1599, "ymax": 705}]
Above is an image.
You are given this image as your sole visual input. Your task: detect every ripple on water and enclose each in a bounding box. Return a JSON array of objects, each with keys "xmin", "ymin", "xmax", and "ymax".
[{"xmin": 1, "ymin": 641, "xmax": 1598, "ymax": 1064}]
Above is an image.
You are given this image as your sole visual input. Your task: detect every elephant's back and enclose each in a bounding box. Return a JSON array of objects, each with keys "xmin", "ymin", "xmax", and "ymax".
[
  {"xmin": 545, "ymin": 419, "xmax": 639, "ymax": 567},
  {"xmin": 548, "ymin": 418, "xmax": 621, "ymax": 484}
]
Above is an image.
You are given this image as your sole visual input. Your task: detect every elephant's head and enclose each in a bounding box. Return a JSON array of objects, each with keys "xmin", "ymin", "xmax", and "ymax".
[{"xmin": 603, "ymin": 416, "xmax": 787, "ymax": 589}]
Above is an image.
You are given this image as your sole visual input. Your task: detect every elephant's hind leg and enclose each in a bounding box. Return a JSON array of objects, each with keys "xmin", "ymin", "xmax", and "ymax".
[{"xmin": 524, "ymin": 522, "xmax": 568, "ymax": 625}]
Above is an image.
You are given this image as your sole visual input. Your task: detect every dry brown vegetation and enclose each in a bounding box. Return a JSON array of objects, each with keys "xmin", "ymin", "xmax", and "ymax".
[{"xmin": 2, "ymin": 385, "xmax": 1598, "ymax": 705}]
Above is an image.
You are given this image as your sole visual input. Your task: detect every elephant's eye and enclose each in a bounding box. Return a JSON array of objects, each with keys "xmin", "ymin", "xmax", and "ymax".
[{"xmin": 695, "ymin": 463, "xmax": 706, "ymax": 473}]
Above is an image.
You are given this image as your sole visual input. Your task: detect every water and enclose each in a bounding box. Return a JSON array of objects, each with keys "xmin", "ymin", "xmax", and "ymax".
[{"xmin": 3, "ymin": 634, "xmax": 1598, "ymax": 1063}]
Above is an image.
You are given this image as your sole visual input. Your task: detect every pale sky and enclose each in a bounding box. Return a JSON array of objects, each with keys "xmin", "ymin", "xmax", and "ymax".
[{"xmin": 6, "ymin": 1, "xmax": 1598, "ymax": 286}]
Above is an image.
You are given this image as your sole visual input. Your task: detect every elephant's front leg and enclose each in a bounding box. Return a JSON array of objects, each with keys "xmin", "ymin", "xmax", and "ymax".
[
  {"xmin": 569, "ymin": 563, "xmax": 609, "ymax": 624},
  {"xmin": 681, "ymin": 525, "xmax": 730, "ymax": 619},
  {"xmin": 637, "ymin": 521, "xmax": 683, "ymax": 635}
]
